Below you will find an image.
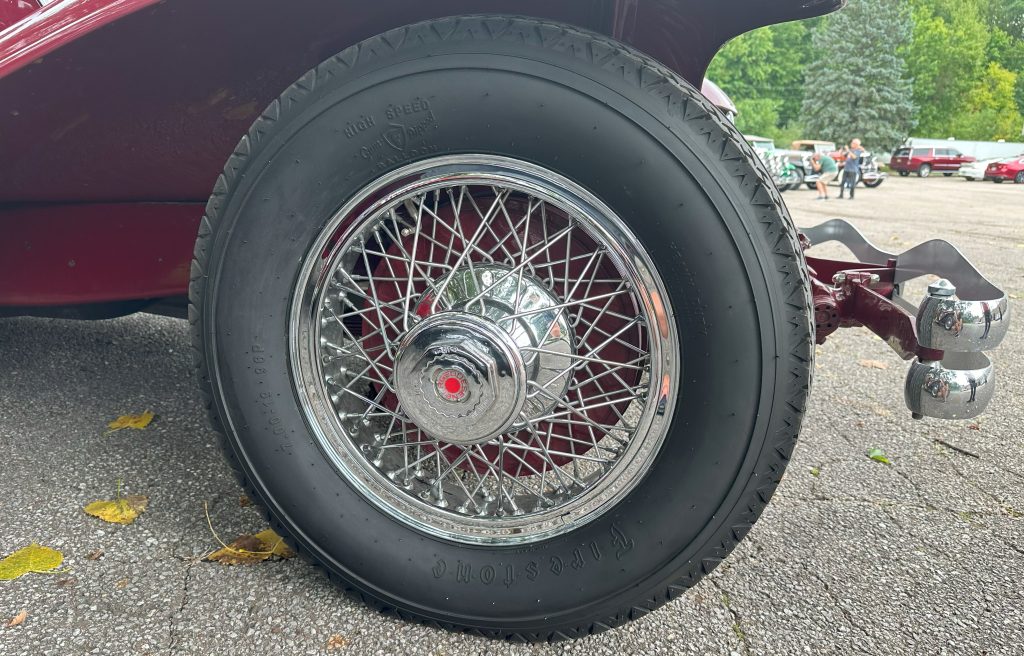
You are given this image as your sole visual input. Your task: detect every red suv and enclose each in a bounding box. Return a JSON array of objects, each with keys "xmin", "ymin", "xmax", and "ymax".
[{"xmin": 890, "ymin": 146, "xmax": 975, "ymax": 178}]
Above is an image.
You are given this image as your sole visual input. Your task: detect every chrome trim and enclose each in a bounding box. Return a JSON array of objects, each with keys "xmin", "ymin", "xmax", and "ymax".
[
  {"xmin": 801, "ymin": 218, "xmax": 895, "ymax": 264},
  {"xmin": 803, "ymin": 218, "xmax": 1009, "ymax": 420},
  {"xmin": 290, "ymin": 155, "xmax": 678, "ymax": 544},
  {"xmin": 905, "ymin": 353, "xmax": 995, "ymax": 420},
  {"xmin": 917, "ymin": 279, "xmax": 1009, "ymax": 352}
]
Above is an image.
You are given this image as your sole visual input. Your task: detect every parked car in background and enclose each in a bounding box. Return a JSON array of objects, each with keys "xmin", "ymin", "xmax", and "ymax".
[
  {"xmin": 746, "ymin": 135, "xmax": 800, "ymax": 191},
  {"xmin": 782, "ymin": 140, "xmax": 886, "ymax": 189},
  {"xmin": 958, "ymin": 158, "xmax": 1005, "ymax": 181},
  {"xmin": 985, "ymin": 156, "xmax": 1024, "ymax": 184},
  {"xmin": 889, "ymin": 146, "xmax": 975, "ymax": 178}
]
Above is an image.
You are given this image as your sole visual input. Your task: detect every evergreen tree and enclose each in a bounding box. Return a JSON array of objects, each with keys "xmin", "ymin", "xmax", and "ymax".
[{"xmin": 801, "ymin": 0, "xmax": 916, "ymax": 151}]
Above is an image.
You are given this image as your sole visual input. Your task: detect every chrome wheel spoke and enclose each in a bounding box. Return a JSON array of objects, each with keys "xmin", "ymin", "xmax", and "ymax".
[{"xmin": 293, "ymin": 156, "xmax": 677, "ymax": 544}]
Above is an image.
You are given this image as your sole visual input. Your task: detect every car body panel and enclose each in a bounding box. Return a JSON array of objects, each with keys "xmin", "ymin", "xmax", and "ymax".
[
  {"xmin": 890, "ymin": 146, "xmax": 975, "ymax": 174},
  {"xmin": 985, "ymin": 157, "xmax": 1024, "ymax": 182},
  {"xmin": 0, "ymin": 0, "xmax": 846, "ymax": 311}
]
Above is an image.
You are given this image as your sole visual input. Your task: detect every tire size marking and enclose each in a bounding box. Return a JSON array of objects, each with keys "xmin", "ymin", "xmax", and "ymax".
[
  {"xmin": 429, "ymin": 523, "xmax": 635, "ymax": 587},
  {"xmin": 252, "ymin": 343, "xmax": 289, "ymax": 444}
]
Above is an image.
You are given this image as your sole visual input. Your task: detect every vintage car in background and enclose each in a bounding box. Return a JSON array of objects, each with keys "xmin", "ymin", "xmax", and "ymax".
[
  {"xmin": 985, "ymin": 156, "xmax": 1024, "ymax": 184},
  {"xmin": 0, "ymin": 0, "xmax": 1008, "ymax": 641},
  {"xmin": 745, "ymin": 135, "xmax": 800, "ymax": 191},
  {"xmin": 890, "ymin": 146, "xmax": 976, "ymax": 177},
  {"xmin": 782, "ymin": 139, "xmax": 886, "ymax": 189}
]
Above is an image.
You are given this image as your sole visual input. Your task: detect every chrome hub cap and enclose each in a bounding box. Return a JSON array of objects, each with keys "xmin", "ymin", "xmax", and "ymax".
[
  {"xmin": 394, "ymin": 312, "xmax": 528, "ymax": 445},
  {"xmin": 291, "ymin": 155, "xmax": 678, "ymax": 544}
]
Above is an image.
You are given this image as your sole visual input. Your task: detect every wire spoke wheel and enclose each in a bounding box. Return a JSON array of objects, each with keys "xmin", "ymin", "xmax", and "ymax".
[{"xmin": 292, "ymin": 156, "xmax": 677, "ymax": 544}]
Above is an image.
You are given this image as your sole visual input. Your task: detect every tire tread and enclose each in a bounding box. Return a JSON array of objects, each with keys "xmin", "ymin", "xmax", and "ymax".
[{"xmin": 188, "ymin": 14, "xmax": 813, "ymax": 642}]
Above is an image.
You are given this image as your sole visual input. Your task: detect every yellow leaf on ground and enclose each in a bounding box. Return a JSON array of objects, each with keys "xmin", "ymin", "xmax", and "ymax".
[
  {"xmin": 326, "ymin": 634, "xmax": 348, "ymax": 650},
  {"xmin": 858, "ymin": 359, "xmax": 889, "ymax": 370},
  {"xmin": 83, "ymin": 495, "xmax": 149, "ymax": 525},
  {"xmin": 0, "ymin": 544, "xmax": 63, "ymax": 580},
  {"xmin": 204, "ymin": 529, "xmax": 295, "ymax": 566},
  {"xmin": 7, "ymin": 610, "xmax": 27, "ymax": 628},
  {"xmin": 105, "ymin": 410, "xmax": 155, "ymax": 434}
]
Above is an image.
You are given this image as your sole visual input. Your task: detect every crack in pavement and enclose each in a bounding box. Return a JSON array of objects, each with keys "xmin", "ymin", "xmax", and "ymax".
[
  {"xmin": 705, "ymin": 575, "xmax": 751, "ymax": 656},
  {"xmin": 166, "ymin": 557, "xmax": 198, "ymax": 654}
]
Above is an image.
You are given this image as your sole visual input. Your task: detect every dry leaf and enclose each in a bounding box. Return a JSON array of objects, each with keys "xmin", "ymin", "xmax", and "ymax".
[
  {"xmin": 205, "ymin": 529, "xmax": 295, "ymax": 566},
  {"xmin": 115, "ymin": 578, "xmax": 129, "ymax": 590},
  {"xmin": 85, "ymin": 549, "xmax": 104, "ymax": 561},
  {"xmin": 967, "ymin": 423, "xmax": 980, "ymax": 431},
  {"xmin": 83, "ymin": 495, "xmax": 149, "ymax": 525},
  {"xmin": 105, "ymin": 410, "xmax": 155, "ymax": 434},
  {"xmin": 239, "ymin": 495, "xmax": 253, "ymax": 508},
  {"xmin": 326, "ymin": 634, "xmax": 348, "ymax": 650},
  {"xmin": 7, "ymin": 610, "xmax": 27, "ymax": 628},
  {"xmin": 0, "ymin": 544, "xmax": 63, "ymax": 581},
  {"xmin": 858, "ymin": 359, "xmax": 889, "ymax": 370}
]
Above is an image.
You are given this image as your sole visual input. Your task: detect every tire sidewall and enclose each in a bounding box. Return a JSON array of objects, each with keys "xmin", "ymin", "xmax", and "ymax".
[{"xmin": 201, "ymin": 25, "xmax": 807, "ymax": 632}]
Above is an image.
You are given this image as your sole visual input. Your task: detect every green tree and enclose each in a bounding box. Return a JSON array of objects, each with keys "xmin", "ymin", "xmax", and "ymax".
[
  {"xmin": 906, "ymin": 0, "xmax": 990, "ymax": 137},
  {"xmin": 801, "ymin": 0, "xmax": 916, "ymax": 151},
  {"xmin": 985, "ymin": 0, "xmax": 1024, "ymax": 40},
  {"xmin": 949, "ymin": 62, "xmax": 1024, "ymax": 140},
  {"xmin": 706, "ymin": 21, "xmax": 816, "ymax": 139}
]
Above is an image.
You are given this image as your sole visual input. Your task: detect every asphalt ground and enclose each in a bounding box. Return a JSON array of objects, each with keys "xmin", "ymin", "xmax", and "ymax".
[{"xmin": 1, "ymin": 175, "xmax": 1021, "ymax": 655}]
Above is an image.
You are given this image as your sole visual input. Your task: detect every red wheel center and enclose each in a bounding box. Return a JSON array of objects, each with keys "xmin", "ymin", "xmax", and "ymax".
[{"xmin": 444, "ymin": 377, "xmax": 462, "ymax": 394}]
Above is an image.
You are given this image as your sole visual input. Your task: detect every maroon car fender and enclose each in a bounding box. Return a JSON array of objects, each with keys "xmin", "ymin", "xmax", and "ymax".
[{"xmin": 0, "ymin": 0, "xmax": 844, "ymax": 309}]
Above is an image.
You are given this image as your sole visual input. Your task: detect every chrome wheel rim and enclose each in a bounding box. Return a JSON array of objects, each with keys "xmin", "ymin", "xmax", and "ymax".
[{"xmin": 291, "ymin": 155, "xmax": 678, "ymax": 544}]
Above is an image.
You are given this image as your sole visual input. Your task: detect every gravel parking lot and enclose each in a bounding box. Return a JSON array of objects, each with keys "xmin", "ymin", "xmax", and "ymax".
[{"xmin": 1, "ymin": 175, "xmax": 1021, "ymax": 655}]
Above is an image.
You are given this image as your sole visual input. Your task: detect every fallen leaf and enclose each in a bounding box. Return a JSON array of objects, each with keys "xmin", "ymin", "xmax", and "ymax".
[
  {"xmin": 204, "ymin": 529, "xmax": 295, "ymax": 565},
  {"xmin": 809, "ymin": 467, "xmax": 821, "ymax": 478},
  {"xmin": 115, "ymin": 578, "xmax": 129, "ymax": 590},
  {"xmin": 7, "ymin": 610, "xmax": 27, "ymax": 628},
  {"xmin": 105, "ymin": 410, "xmax": 155, "ymax": 434},
  {"xmin": 967, "ymin": 423, "xmax": 980, "ymax": 431},
  {"xmin": 0, "ymin": 544, "xmax": 64, "ymax": 580},
  {"xmin": 56, "ymin": 577, "xmax": 77, "ymax": 588},
  {"xmin": 83, "ymin": 495, "xmax": 149, "ymax": 525},
  {"xmin": 85, "ymin": 549, "xmax": 104, "ymax": 561},
  {"xmin": 867, "ymin": 447, "xmax": 891, "ymax": 465},
  {"xmin": 239, "ymin": 495, "xmax": 253, "ymax": 507},
  {"xmin": 326, "ymin": 634, "xmax": 348, "ymax": 650},
  {"xmin": 858, "ymin": 359, "xmax": 889, "ymax": 370}
]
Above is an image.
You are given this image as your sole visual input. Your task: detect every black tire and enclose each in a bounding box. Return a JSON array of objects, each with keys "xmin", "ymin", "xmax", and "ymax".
[
  {"xmin": 805, "ymin": 182, "xmax": 818, "ymax": 190},
  {"xmin": 1015, "ymin": 172, "xmax": 1024, "ymax": 184},
  {"xmin": 190, "ymin": 15, "xmax": 813, "ymax": 640},
  {"xmin": 943, "ymin": 172, "xmax": 953, "ymax": 177},
  {"xmin": 918, "ymin": 164, "xmax": 932, "ymax": 178},
  {"xmin": 863, "ymin": 178, "xmax": 884, "ymax": 188},
  {"xmin": 994, "ymin": 178, "xmax": 1005, "ymax": 184},
  {"xmin": 898, "ymin": 170, "xmax": 910, "ymax": 177},
  {"xmin": 965, "ymin": 177, "xmax": 975, "ymax": 182}
]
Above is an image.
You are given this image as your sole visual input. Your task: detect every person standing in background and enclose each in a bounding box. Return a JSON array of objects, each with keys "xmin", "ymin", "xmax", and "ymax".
[
  {"xmin": 839, "ymin": 138, "xmax": 864, "ymax": 200},
  {"xmin": 811, "ymin": 152, "xmax": 838, "ymax": 200}
]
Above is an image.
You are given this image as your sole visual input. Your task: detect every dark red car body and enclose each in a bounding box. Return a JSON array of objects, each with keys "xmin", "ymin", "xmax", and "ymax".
[
  {"xmin": 889, "ymin": 146, "xmax": 975, "ymax": 176},
  {"xmin": 985, "ymin": 156, "xmax": 1024, "ymax": 183},
  {"xmin": 0, "ymin": 0, "xmax": 842, "ymax": 316}
]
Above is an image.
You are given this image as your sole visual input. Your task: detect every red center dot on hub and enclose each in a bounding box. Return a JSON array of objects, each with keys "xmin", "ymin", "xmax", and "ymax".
[{"xmin": 444, "ymin": 377, "xmax": 462, "ymax": 394}]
